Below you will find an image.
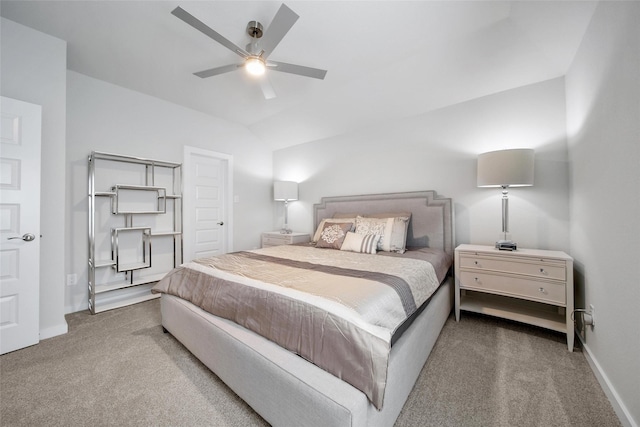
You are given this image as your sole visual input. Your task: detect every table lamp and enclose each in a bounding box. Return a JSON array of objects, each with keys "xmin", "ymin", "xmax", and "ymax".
[
  {"xmin": 274, "ymin": 181, "xmax": 298, "ymax": 234},
  {"xmin": 477, "ymin": 148, "xmax": 534, "ymax": 250}
]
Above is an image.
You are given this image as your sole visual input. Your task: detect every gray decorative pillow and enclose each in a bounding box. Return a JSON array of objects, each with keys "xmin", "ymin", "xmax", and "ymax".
[
  {"xmin": 312, "ymin": 218, "xmax": 356, "ymax": 242},
  {"xmin": 316, "ymin": 222, "xmax": 353, "ymax": 249}
]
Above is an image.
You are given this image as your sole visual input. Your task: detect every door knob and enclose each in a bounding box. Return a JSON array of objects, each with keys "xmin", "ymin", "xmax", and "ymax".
[
  {"xmin": 217, "ymin": 221, "xmax": 224, "ymax": 226},
  {"xmin": 7, "ymin": 233, "xmax": 36, "ymax": 242}
]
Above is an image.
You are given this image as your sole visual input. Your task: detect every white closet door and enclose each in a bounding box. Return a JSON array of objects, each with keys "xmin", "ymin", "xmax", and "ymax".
[
  {"xmin": 183, "ymin": 146, "xmax": 233, "ymax": 262},
  {"xmin": 0, "ymin": 96, "xmax": 41, "ymax": 355}
]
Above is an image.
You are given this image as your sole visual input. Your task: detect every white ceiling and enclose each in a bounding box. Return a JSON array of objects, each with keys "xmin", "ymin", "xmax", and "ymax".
[{"xmin": 1, "ymin": 1, "xmax": 596, "ymax": 150}]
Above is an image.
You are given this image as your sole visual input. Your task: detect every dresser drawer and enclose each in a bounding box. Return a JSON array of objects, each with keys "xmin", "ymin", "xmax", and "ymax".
[
  {"xmin": 458, "ymin": 270, "xmax": 566, "ymax": 305},
  {"xmin": 261, "ymin": 232, "xmax": 310, "ymax": 248},
  {"xmin": 262, "ymin": 235, "xmax": 289, "ymax": 246},
  {"xmin": 459, "ymin": 254, "xmax": 566, "ymax": 281}
]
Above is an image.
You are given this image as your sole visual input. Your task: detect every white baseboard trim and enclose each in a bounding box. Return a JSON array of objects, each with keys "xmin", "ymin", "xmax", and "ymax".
[
  {"xmin": 578, "ymin": 334, "xmax": 637, "ymax": 427},
  {"xmin": 40, "ymin": 322, "xmax": 68, "ymax": 340}
]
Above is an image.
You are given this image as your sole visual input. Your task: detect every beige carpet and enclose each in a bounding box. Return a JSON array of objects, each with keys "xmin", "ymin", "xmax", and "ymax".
[{"xmin": 0, "ymin": 299, "xmax": 621, "ymax": 427}]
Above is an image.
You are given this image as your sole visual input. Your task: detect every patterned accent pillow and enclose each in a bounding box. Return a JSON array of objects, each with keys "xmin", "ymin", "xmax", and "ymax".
[
  {"xmin": 340, "ymin": 232, "xmax": 381, "ymax": 254},
  {"xmin": 312, "ymin": 218, "xmax": 356, "ymax": 242},
  {"xmin": 355, "ymin": 216, "xmax": 394, "ymax": 251},
  {"xmin": 316, "ymin": 222, "xmax": 353, "ymax": 249}
]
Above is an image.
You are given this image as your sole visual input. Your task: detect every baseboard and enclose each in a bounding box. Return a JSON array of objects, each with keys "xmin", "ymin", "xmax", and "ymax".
[
  {"xmin": 577, "ymin": 334, "xmax": 638, "ymax": 427},
  {"xmin": 40, "ymin": 322, "xmax": 68, "ymax": 340}
]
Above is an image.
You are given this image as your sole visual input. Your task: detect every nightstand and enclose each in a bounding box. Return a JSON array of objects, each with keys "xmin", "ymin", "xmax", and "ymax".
[
  {"xmin": 261, "ymin": 231, "xmax": 310, "ymax": 248},
  {"xmin": 455, "ymin": 244, "xmax": 574, "ymax": 351}
]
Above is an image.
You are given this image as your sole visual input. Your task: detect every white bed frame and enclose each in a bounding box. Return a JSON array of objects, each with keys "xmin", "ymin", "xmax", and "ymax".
[{"xmin": 160, "ymin": 191, "xmax": 454, "ymax": 427}]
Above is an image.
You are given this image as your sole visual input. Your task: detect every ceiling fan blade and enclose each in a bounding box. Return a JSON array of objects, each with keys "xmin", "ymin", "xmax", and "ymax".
[
  {"xmin": 194, "ymin": 63, "xmax": 241, "ymax": 79},
  {"xmin": 268, "ymin": 61, "xmax": 327, "ymax": 80},
  {"xmin": 259, "ymin": 77, "xmax": 277, "ymax": 100},
  {"xmin": 259, "ymin": 4, "xmax": 299, "ymax": 58},
  {"xmin": 172, "ymin": 7, "xmax": 249, "ymax": 58}
]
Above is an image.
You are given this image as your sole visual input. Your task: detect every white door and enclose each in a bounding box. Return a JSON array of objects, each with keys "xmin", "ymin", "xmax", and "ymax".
[
  {"xmin": 183, "ymin": 146, "xmax": 233, "ymax": 262},
  {"xmin": 0, "ymin": 96, "xmax": 41, "ymax": 355}
]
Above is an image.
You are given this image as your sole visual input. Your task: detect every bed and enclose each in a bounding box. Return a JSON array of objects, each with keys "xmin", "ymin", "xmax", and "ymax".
[{"xmin": 153, "ymin": 190, "xmax": 454, "ymax": 427}]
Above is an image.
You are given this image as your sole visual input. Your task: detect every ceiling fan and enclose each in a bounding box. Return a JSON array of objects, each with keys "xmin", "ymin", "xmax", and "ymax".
[{"xmin": 172, "ymin": 3, "xmax": 327, "ymax": 99}]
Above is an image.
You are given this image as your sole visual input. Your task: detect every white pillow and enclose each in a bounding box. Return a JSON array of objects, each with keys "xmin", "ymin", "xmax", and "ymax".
[
  {"xmin": 340, "ymin": 232, "xmax": 380, "ymax": 254},
  {"xmin": 355, "ymin": 215, "xmax": 410, "ymax": 253},
  {"xmin": 312, "ymin": 218, "xmax": 355, "ymax": 242},
  {"xmin": 384, "ymin": 216, "xmax": 410, "ymax": 253},
  {"xmin": 355, "ymin": 216, "xmax": 394, "ymax": 251}
]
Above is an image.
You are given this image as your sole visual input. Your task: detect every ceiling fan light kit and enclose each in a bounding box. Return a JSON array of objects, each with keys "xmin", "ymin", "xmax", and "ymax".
[
  {"xmin": 172, "ymin": 3, "xmax": 327, "ymax": 99},
  {"xmin": 245, "ymin": 57, "xmax": 266, "ymax": 76}
]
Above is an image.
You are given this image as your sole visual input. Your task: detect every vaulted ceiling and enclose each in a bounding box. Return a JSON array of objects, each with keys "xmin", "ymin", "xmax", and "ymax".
[{"xmin": 1, "ymin": 1, "xmax": 596, "ymax": 150}]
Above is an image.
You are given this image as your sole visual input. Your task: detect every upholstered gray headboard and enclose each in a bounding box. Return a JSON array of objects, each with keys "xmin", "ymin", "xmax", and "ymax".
[{"xmin": 313, "ymin": 191, "xmax": 454, "ymax": 256}]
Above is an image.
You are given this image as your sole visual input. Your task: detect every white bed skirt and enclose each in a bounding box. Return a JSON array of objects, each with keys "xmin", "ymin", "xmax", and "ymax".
[{"xmin": 161, "ymin": 277, "xmax": 453, "ymax": 427}]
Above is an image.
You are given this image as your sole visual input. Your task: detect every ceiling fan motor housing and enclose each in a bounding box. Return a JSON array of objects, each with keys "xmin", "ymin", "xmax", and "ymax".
[{"xmin": 246, "ymin": 21, "xmax": 263, "ymax": 38}]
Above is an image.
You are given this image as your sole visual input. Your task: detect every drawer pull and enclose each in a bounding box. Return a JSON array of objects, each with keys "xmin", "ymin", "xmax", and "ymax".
[
  {"xmin": 539, "ymin": 287, "xmax": 546, "ymax": 293},
  {"xmin": 540, "ymin": 268, "xmax": 546, "ymax": 274},
  {"xmin": 475, "ymin": 261, "xmax": 479, "ymax": 265}
]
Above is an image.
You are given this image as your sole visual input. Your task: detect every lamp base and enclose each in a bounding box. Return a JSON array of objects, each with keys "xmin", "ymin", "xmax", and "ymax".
[{"xmin": 495, "ymin": 240, "xmax": 517, "ymax": 251}]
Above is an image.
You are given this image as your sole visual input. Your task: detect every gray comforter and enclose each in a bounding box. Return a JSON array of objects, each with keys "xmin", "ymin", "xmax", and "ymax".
[{"xmin": 152, "ymin": 244, "xmax": 445, "ymax": 409}]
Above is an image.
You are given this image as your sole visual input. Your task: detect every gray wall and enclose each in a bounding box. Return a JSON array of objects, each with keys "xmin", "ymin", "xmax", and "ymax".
[
  {"xmin": 273, "ymin": 4, "xmax": 640, "ymax": 425},
  {"xmin": 1, "ymin": 18, "xmax": 68, "ymax": 338},
  {"xmin": 2, "ymin": 17, "xmax": 275, "ymax": 319},
  {"xmin": 65, "ymin": 71, "xmax": 274, "ymax": 312},
  {"xmin": 274, "ymin": 77, "xmax": 570, "ymax": 254},
  {"xmin": 566, "ymin": 2, "xmax": 640, "ymax": 425}
]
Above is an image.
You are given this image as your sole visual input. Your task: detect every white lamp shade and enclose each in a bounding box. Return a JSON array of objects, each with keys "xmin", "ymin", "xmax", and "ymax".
[
  {"xmin": 477, "ymin": 149, "xmax": 535, "ymax": 188},
  {"xmin": 274, "ymin": 181, "xmax": 298, "ymax": 201}
]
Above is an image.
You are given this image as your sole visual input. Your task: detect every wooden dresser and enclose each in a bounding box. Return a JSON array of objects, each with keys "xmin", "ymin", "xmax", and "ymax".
[{"xmin": 455, "ymin": 244, "xmax": 574, "ymax": 351}]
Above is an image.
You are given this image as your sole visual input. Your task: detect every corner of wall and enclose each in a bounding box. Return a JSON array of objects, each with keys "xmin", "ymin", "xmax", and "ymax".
[{"xmin": 577, "ymin": 335, "xmax": 638, "ymax": 427}]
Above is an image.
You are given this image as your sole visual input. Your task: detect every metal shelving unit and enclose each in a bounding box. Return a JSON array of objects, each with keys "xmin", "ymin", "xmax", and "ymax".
[{"xmin": 88, "ymin": 151, "xmax": 182, "ymax": 314}]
